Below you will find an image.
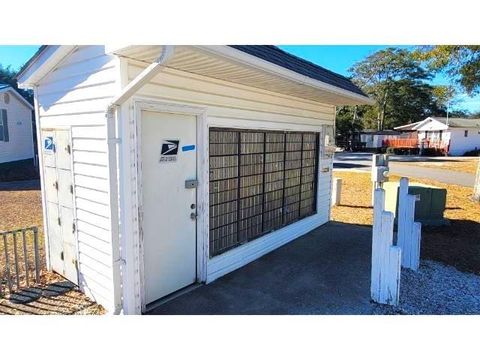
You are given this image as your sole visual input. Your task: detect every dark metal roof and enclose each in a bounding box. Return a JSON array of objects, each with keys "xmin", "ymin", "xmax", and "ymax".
[
  {"xmin": 229, "ymin": 45, "xmax": 368, "ymax": 97},
  {"xmin": 431, "ymin": 117, "xmax": 480, "ymax": 129}
]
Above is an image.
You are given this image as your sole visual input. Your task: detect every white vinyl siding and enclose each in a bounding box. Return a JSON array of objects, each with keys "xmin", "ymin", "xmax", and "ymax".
[
  {"xmin": 126, "ymin": 61, "xmax": 335, "ymax": 283},
  {"xmin": 128, "ymin": 64, "xmax": 335, "ymax": 124},
  {"xmin": 31, "ymin": 46, "xmax": 342, "ymax": 314},
  {"xmin": 36, "ymin": 45, "xmax": 118, "ymax": 312},
  {"xmin": 0, "ymin": 93, "xmax": 33, "ymax": 163},
  {"xmin": 448, "ymin": 128, "xmax": 480, "ymax": 155}
]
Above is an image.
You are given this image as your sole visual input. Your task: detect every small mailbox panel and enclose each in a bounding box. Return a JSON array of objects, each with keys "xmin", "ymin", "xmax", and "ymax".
[{"xmin": 185, "ymin": 179, "xmax": 198, "ymax": 189}]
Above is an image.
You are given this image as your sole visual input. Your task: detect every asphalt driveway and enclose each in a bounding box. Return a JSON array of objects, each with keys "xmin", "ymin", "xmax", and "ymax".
[
  {"xmin": 148, "ymin": 222, "xmax": 376, "ymax": 315},
  {"xmin": 334, "ymin": 152, "xmax": 476, "ymax": 187}
]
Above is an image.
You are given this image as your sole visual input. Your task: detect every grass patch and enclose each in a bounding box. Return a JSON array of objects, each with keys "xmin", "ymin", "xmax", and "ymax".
[
  {"xmin": 0, "ymin": 183, "xmax": 105, "ymax": 315},
  {"xmin": 393, "ymin": 158, "xmax": 479, "ymax": 175},
  {"xmin": 332, "ymin": 171, "xmax": 480, "ymax": 275}
]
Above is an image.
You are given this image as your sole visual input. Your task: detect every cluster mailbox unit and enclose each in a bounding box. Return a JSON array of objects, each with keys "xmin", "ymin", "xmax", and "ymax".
[{"xmin": 17, "ymin": 45, "xmax": 372, "ymax": 314}]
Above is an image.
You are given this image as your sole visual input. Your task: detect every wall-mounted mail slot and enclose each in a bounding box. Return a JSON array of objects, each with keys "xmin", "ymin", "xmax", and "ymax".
[{"xmin": 185, "ymin": 179, "xmax": 198, "ymax": 189}]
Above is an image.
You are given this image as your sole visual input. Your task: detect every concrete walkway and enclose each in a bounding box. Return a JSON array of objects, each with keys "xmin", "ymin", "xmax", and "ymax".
[{"xmin": 148, "ymin": 222, "xmax": 377, "ymax": 315}]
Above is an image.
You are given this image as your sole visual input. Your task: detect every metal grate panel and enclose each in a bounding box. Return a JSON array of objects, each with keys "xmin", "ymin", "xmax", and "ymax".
[{"xmin": 209, "ymin": 128, "xmax": 319, "ymax": 257}]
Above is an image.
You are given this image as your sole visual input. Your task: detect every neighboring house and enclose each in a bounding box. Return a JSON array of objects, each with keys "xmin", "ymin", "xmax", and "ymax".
[
  {"xmin": 395, "ymin": 117, "xmax": 480, "ymax": 156},
  {"xmin": 0, "ymin": 83, "xmax": 34, "ymax": 164},
  {"xmin": 17, "ymin": 45, "xmax": 372, "ymax": 314},
  {"xmin": 360, "ymin": 130, "xmax": 403, "ymax": 150}
]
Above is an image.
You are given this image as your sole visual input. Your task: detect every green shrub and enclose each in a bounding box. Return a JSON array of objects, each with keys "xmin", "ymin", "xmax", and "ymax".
[
  {"xmin": 0, "ymin": 159, "xmax": 39, "ymax": 182},
  {"xmin": 463, "ymin": 149, "xmax": 480, "ymax": 156},
  {"xmin": 421, "ymin": 148, "xmax": 446, "ymax": 156}
]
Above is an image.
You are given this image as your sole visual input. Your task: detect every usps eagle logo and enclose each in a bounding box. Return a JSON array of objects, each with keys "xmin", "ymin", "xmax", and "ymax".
[{"xmin": 161, "ymin": 140, "xmax": 179, "ymax": 156}]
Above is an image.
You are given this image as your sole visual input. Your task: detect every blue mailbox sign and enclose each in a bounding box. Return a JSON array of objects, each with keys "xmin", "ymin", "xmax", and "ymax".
[{"xmin": 44, "ymin": 136, "xmax": 54, "ymax": 153}]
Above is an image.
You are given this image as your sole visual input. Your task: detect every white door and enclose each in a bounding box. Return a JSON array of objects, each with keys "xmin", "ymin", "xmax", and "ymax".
[{"xmin": 141, "ymin": 111, "xmax": 197, "ymax": 304}]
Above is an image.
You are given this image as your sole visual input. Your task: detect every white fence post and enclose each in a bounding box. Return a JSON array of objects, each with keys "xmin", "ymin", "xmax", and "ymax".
[
  {"xmin": 371, "ymin": 188, "xmax": 402, "ymax": 306},
  {"xmin": 474, "ymin": 157, "xmax": 480, "ymax": 202},
  {"xmin": 331, "ymin": 177, "xmax": 342, "ymax": 206},
  {"xmin": 397, "ymin": 177, "xmax": 422, "ymax": 271}
]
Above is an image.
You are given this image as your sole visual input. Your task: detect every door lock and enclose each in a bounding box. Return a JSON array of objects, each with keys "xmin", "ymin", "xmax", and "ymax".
[
  {"xmin": 185, "ymin": 179, "xmax": 198, "ymax": 189},
  {"xmin": 190, "ymin": 212, "xmax": 197, "ymax": 220},
  {"xmin": 190, "ymin": 203, "xmax": 196, "ymax": 209}
]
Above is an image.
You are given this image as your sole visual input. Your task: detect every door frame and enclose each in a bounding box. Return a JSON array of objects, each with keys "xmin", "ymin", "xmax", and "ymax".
[{"xmin": 132, "ymin": 99, "xmax": 208, "ymax": 312}]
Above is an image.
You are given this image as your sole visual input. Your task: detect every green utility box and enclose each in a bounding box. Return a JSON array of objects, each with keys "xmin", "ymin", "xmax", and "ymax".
[{"xmin": 383, "ymin": 181, "xmax": 448, "ymax": 226}]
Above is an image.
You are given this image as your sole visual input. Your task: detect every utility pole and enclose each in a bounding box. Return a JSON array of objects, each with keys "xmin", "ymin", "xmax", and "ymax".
[{"xmin": 446, "ymin": 100, "xmax": 450, "ymax": 126}]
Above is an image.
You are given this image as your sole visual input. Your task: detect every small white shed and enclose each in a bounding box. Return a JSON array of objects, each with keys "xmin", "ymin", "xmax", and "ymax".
[
  {"xmin": 18, "ymin": 45, "xmax": 372, "ymax": 314},
  {"xmin": 0, "ymin": 83, "xmax": 34, "ymax": 164}
]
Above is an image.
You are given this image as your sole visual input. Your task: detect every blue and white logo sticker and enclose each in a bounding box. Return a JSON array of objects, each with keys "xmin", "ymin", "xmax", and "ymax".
[{"xmin": 44, "ymin": 136, "xmax": 54, "ymax": 153}]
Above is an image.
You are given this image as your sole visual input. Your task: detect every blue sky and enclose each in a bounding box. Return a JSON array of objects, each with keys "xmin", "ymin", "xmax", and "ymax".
[
  {"xmin": 279, "ymin": 45, "xmax": 480, "ymax": 114},
  {"xmin": 0, "ymin": 45, "xmax": 40, "ymax": 71},
  {"xmin": 1, "ymin": 45, "xmax": 479, "ymax": 113}
]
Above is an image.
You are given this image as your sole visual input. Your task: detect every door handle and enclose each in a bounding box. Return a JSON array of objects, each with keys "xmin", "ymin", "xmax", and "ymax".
[{"xmin": 190, "ymin": 212, "xmax": 197, "ymax": 220}]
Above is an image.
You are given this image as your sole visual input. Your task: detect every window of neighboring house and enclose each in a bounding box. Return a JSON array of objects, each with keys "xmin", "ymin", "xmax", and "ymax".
[
  {"xmin": 0, "ymin": 109, "xmax": 9, "ymax": 142},
  {"xmin": 464, "ymin": 130, "xmax": 469, "ymax": 137}
]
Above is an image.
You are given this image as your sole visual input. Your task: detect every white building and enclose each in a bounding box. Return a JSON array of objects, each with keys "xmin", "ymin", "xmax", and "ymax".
[
  {"xmin": 17, "ymin": 45, "xmax": 372, "ymax": 314},
  {"xmin": 395, "ymin": 116, "xmax": 480, "ymax": 156},
  {"xmin": 359, "ymin": 130, "xmax": 403, "ymax": 150},
  {"xmin": 0, "ymin": 83, "xmax": 34, "ymax": 164}
]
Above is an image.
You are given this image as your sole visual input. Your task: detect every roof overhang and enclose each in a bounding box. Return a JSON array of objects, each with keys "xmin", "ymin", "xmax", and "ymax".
[
  {"xmin": 17, "ymin": 45, "xmax": 374, "ymax": 106},
  {"xmin": 108, "ymin": 45, "xmax": 374, "ymax": 106},
  {"xmin": 17, "ymin": 45, "xmax": 76, "ymax": 88},
  {"xmin": 395, "ymin": 117, "xmax": 449, "ymax": 131},
  {"xmin": 0, "ymin": 86, "xmax": 34, "ymax": 110},
  {"xmin": 394, "ymin": 120, "xmax": 423, "ymax": 131}
]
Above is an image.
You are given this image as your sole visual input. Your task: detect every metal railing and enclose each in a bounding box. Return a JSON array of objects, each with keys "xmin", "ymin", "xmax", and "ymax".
[{"xmin": 0, "ymin": 227, "xmax": 42, "ymax": 298}]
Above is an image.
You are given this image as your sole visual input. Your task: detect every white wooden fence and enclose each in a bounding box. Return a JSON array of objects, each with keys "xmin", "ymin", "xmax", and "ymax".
[
  {"xmin": 397, "ymin": 177, "xmax": 422, "ymax": 271},
  {"xmin": 331, "ymin": 177, "xmax": 342, "ymax": 206},
  {"xmin": 371, "ymin": 188, "xmax": 401, "ymax": 306}
]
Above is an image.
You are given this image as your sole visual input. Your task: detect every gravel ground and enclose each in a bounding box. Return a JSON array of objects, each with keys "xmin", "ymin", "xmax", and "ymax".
[{"xmin": 373, "ymin": 260, "xmax": 480, "ymax": 315}]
